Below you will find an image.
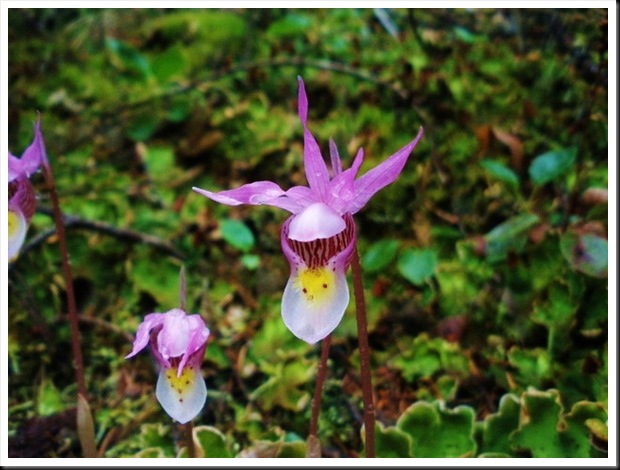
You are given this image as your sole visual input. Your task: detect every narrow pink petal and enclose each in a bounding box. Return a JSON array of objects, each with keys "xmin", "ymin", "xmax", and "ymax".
[
  {"xmin": 349, "ymin": 127, "xmax": 423, "ymax": 214},
  {"xmin": 156, "ymin": 365, "xmax": 206, "ymax": 424},
  {"xmin": 125, "ymin": 313, "xmax": 166, "ymax": 359},
  {"xmin": 193, "ymin": 181, "xmax": 306, "ymax": 213},
  {"xmin": 281, "ymin": 264, "xmax": 350, "ymax": 344},
  {"xmin": 329, "ymin": 139, "xmax": 342, "ymax": 176},
  {"xmin": 8, "ymin": 119, "xmax": 46, "ymax": 182},
  {"xmin": 288, "ymin": 202, "xmax": 346, "ymax": 242},
  {"xmin": 297, "ymin": 77, "xmax": 330, "ymax": 199},
  {"xmin": 327, "ymin": 147, "xmax": 364, "ymax": 213}
]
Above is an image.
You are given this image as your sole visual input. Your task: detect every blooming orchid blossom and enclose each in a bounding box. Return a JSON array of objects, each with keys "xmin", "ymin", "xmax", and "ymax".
[
  {"xmin": 125, "ymin": 308, "xmax": 210, "ymax": 424},
  {"xmin": 8, "ymin": 118, "xmax": 46, "ymax": 261},
  {"xmin": 193, "ymin": 77, "xmax": 423, "ymax": 344}
]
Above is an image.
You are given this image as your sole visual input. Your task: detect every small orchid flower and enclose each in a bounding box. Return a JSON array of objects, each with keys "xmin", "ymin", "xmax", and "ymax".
[
  {"xmin": 125, "ymin": 308, "xmax": 210, "ymax": 424},
  {"xmin": 8, "ymin": 118, "xmax": 46, "ymax": 261},
  {"xmin": 193, "ymin": 77, "xmax": 423, "ymax": 344}
]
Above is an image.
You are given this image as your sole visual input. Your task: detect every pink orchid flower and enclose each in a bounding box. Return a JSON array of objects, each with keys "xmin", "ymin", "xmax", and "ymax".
[
  {"xmin": 8, "ymin": 118, "xmax": 46, "ymax": 261},
  {"xmin": 193, "ymin": 77, "xmax": 423, "ymax": 344},
  {"xmin": 125, "ymin": 308, "xmax": 210, "ymax": 424}
]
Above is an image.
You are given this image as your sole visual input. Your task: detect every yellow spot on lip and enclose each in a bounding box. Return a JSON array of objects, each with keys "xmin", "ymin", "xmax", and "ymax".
[
  {"xmin": 295, "ymin": 267, "xmax": 336, "ymax": 303},
  {"xmin": 165, "ymin": 366, "xmax": 195, "ymax": 395},
  {"xmin": 8, "ymin": 210, "xmax": 23, "ymax": 237}
]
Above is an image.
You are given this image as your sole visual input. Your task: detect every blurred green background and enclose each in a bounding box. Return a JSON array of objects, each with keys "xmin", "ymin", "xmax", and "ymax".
[{"xmin": 7, "ymin": 8, "xmax": 608, "ymax": 458}]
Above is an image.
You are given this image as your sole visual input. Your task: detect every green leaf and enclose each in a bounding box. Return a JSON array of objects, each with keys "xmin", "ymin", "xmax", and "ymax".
[
  {"xmin": 37, "ymin": 379, "xmax": 66, "ymax": 417},
  {"xmin": 105, "ymin": 37, "xmax": 151, "ymax": 79},
  {"xmin": 362, "ymin": 239, "xmax": 400, "ymax": 272},
  {"xmin": 189, "ymin": 425, "xmax": 231, "ymax": 458},
  {"xmin": 397, "ymin": 401, "xmax": 477, "ymax": 457},
  {"xmin": 511, "ymin": 389, "xmax": 606, "ymax": 457},
  {"xmin": 151, "ymin": 45, "xmax": 187, "ymax": 83},
  {"xmin": 507, "ymin": 347, "xmax": 552, "ymax": 389},
  {"xmin": 397, "ymin": 248, "xmax": 438, "ymax": 286},
  {"xmin": 480, "ymin": 159, "xmax": 519, "ymax": 187},
  {"xmin": 144, "ymin": 145, "xmax": 175, "ymax": 176},
  {"xmin": 241, "ymin": 253, "xmax": 260, "ymax": 270},
  {"xmin": 560, "ymin": 231, "xmax": 608, "ymax": 278},
  {"xmin": 373, "ymin": 422, "xmax": 412, "ymax": 458},
  {"xmin": 127, "ymin": 112, "xmax": 160, "ymax": 142},
  {"xmin": 480, "ymin": 394, "xmax": 520, "ymax": 455},
  {"xmin": 220, "ymin": 219, "xmax": 255, "ymax": 252},
  {"xmin": 529, "ymin": 147, "xmax": 577, "ymax": 185},
  {"xmin": 484, "ymin": 213, "xmax": 540, "ymax": 261}
]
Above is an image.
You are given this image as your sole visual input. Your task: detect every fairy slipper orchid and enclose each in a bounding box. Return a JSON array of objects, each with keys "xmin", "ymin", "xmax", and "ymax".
[
  {"xmin": 125, "ymin": 308, "xmax": 210, "ymax": 424},
  {"xmin": 8, "ymin": 118, "xmax": 46, "ymax": 261},
  {"xmin": 193, "ymin": 77, "xmax": 423, "ymax": 344}
]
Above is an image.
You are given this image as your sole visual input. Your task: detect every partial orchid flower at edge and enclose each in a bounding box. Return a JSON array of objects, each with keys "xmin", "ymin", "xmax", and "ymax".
[
  {"xmin": 8, "ymin": 118, "xmax": 46, "ymax": 261},
  {"xmin": 193, "ymin": 76, "xmax": 423, "ymax": 344}
]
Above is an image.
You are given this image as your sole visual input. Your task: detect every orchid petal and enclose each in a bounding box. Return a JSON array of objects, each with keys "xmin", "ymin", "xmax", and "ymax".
[
  {"xmin": 327, "ymin": 147, "xmax": 364, "ymax": 213},
  {"xmin": 156, "ymin": 365, "xmax": 207, "ymax": 424},
  {"xmin": 281, "ymin": 264, "xmax": 350, "ymax": 344},
  {"xmin": 288, "ymin": 202, "xmax": 346, "ymax": 242},
  {"xmin": 176, "ymin": 315, "xmax": 210, "ymax": 375},
  {"xmin": 349, "ymin": 127, "xmax": 424, "ymax": 214},
  {"xmin": 329, "ymin": 139, "xmax": 342, "ymax": 176},
  {"xmin": 297, "ymin": 76, "xmax": 330, "ymax": 199},
  {"xmin": 8, "ymin": 118, "xmax": 46, "ymax": 182},
  {"xmin": 193, "ymin": 181, "xmax": 306, "ymax": 213},
  {"xmin": 8, "ymin": 209, "xmax": 28, "ymax": 262},
  {"xmin": 125, "ymin": 313, "xmax": 165, "ymax": 359},
  {"xmin": 157, "ymin": 309, "xmax": 191, "ymax": 358}
]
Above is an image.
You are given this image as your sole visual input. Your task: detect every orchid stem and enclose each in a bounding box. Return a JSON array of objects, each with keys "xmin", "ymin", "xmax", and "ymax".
[
  {"xmin": 351, "ymin": 246, "xmax": 375, "ymax": 458},
  {"xmin": 309, "ymin": 333, "xmax": 332, "ymax": 441},
  {"xmin": 184, "ymin": 421, "xmax": 196, "ymax": 458},
  {"xmin": 41, "ymin": 162, "xmax": 87, "ymax": 400},
  {"xmin": 179, "ymin": 265, "xmax": 187, "ymax": 311}
]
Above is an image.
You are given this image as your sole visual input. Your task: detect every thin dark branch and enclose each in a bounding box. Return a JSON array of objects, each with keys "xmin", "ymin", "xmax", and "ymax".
[{"xmin": 21, "ymin": 208, "xmax": 184, "ymax": 260}]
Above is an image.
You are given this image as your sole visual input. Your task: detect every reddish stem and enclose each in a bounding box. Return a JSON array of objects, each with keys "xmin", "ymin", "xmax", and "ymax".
[
  {"xmin": 351, "ymin": 246, "xmax": 375, "ymax": 457},
  {"xmin": 41, "ymin": 162, "xmax": 87, "ymax": 400},
  {"xmin": 309, "ymin": 333, "xmax": 332, "ymax": 441}
]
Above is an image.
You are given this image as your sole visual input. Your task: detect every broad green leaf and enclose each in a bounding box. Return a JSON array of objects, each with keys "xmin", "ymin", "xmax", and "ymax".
[
  {"xmin": 484, "ymin": 213, "xmax": 539, "ymax": 261},
  {"xmin": 151, "ymin": 45, "xmax": 187, "ymax": 83},
  {"xmin": 511, "ymin": 389, "xmax": 606, "ymax": 457},
  {"xmin": 373, "ymin": 422, "xmax": 412, "ymax": 458},
  {"xmin": 560, "ymin": 232, "xmax": 608, "ymax": 278},
  {"xmin": 105, "ymin": 37, "xmax": 151, "ymax": 79},
  {"xmin": 529, "ymin": 147, "xmax": 577, "ymax": 185},
  {"xmin": 144, "ymin": 145, "xmax": 175, "ymax": 176},
  {"xmin": 507, "ymin": 347, "xmax": 551, "ymax": 389},
  {"xmin": 37, "ymin": 379, "xmax": 66, "ymax": 417},
  {"xmin": 480, "ymin": 394, "xmax": 520, "ymax": 456},
  {"xmin": 220, "ymin": 219, "xmax": 255, "ymax": 252},
  {"xmin": 397, "ymin": 248, "xmax": 438, "ymax": 286},
  {"xmin": 397, "ymin": 401, "xmax": 477, "ymax": 457},
  {"xmin": 362, "ymin": 239, "xmax": 400, "ymax": 272},
  {"xmin": 184, "ymin": 425, "xmax": 231, "ymax": 458},
  {"xmin": 480, "ymin": 159, "xmax": 519, "ymax": 187},
  {"xmin": 127, "ymin": 112, "xmax": 160, "ymax": 142}
]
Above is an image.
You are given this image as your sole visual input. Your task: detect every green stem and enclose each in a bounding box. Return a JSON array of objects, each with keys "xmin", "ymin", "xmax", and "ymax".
[{"xmin": 351, "ymin": 246, "xmax": 375, "ymax": 458}]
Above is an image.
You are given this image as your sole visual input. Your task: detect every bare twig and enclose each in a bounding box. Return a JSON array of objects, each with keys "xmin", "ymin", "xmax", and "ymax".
[{"xmin": 20, "ymin": 208, "xmax": 184, "ymax": 260}]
